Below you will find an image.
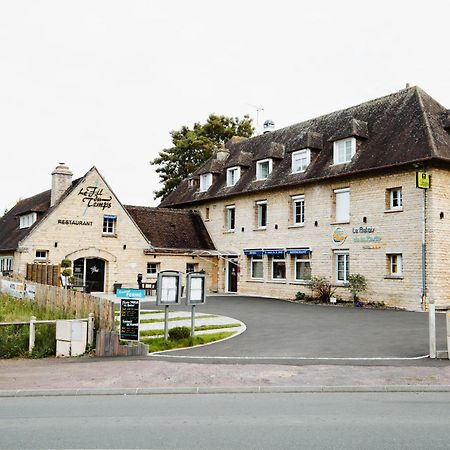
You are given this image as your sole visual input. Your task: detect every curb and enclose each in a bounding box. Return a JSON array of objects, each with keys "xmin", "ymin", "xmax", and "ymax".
[{"xmin": 2, "ymin": 385, "xmax": 450, "ymax": 398}]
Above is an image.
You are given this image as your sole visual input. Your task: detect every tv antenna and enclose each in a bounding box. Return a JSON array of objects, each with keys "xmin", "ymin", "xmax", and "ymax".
[{"xmin": 247, "ymin": 104, "xmax": 264, "ymax": 135}]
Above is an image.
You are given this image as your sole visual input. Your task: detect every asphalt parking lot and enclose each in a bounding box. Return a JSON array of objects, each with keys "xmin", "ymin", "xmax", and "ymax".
[{"xmin": 143, "ymin": 295, "xmax": 448, "ymax": 363}]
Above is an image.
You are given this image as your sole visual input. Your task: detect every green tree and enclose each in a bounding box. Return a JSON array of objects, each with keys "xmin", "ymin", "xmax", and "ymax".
[{"xmin": 151, "ymin": 114, "xmax": 254, "ymax": 200}]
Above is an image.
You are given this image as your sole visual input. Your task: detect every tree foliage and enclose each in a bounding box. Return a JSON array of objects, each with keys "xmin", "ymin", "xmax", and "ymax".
[{"xmin": 151, "ymin": 114, "xmax": 254, "ymax": 200}]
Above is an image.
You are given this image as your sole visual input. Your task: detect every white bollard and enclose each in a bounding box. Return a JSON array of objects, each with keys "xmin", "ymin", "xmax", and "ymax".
[
  {"xmin": 447, "ymin": 312, "xmax": 450, "ymax": 360},
  {"xmin": 29, "ymin": 316, "xmax": 36, "ymax": 354},
  {"xmin": 88, "ymin": 313, "xmax": 95, "ymax": 347},
  {"xmin": 429, "ymin": 303, "xmax": 436, "ymax": 359}
]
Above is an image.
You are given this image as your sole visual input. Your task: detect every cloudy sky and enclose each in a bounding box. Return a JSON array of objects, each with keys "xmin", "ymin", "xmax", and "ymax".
[{"xmin": 0, "ymin": 0, "xmax": 449, "ymax": 213}]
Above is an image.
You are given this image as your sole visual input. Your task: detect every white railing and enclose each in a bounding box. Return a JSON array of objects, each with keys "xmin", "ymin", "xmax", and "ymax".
[{"xmin": 0, "ymin": 313, "xmax": 95, "ymax": 354}]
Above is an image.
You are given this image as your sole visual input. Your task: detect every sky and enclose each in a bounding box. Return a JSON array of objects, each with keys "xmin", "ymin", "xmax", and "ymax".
[{"xmin": 1, "ymin": 0, "xmax": 449, "ymax": 213}]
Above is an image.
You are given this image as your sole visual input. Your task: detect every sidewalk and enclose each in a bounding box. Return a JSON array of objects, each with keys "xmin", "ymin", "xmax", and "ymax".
[{"xmin": 1, "ymin": 357, "xmax": 450, "ymax": 396}]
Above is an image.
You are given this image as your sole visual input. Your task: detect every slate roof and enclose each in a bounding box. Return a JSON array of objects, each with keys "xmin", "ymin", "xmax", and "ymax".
[
  {"xmin": 160, "ymin": 86, "xmax": 450, "ymax": 208},
  {"xmin": 0, "ymin": 177, "xmax": 216, "ymax": 253},
  {"xmin": 125, "ymin": 206, "xmax": 216, "ymax": 251},
  {"xmin": 0, "ymin": 190, "xmax": 52, "ymax": 251}
]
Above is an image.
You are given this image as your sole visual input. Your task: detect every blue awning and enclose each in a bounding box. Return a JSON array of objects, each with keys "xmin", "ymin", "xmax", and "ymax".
[
  {"xmin": 244, "ymin": 249, "xmax": 263, "ymax": 256},
  {"xmin": 286, "ymin": 248, "xmax": 311, "ymax": 255},
  {"xmin": 263, "ymin": 249, "xmax": 285, "ymax": 256}
]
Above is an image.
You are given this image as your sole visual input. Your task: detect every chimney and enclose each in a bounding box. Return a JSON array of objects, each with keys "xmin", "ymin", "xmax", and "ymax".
[
  {"xmin": 51, "ymin": 163, "xmax": 73, "ymax": 207},
  {"xmin": 215, "ymin": 146, "xmax": 230, "ymax": 162}
]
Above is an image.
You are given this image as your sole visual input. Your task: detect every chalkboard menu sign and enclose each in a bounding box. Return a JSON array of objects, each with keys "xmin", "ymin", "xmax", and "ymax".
[{"xmin": 120, "ymin": 298, "xmax": 140, "ymax": 341}]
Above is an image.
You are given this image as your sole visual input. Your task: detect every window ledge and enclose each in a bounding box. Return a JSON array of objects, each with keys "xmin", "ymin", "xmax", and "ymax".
[
  {"xmin": 223, "ymin": 230, "xmax": 235, "ymax": 234},
  {"xmin": 247, "ymin": 279, "xmax": 264, "ymax": 283},
  {"xmin": 384, "ymin": 275, "xmax": 404, "ymax": 280},
  {"xmin": 332, "ymin": 282, "xmax": 348, "ymax": 287},
  {"xmin": 330, "ymin": 161, "xmax": 351, "ymax": 167},
  {"xmin": 384, "ymin": 208, "xmax": 403, "ymax": 214},
  {"xmin": 288, "ymin": 224, "xmax": 305, "ymax": 229},
  {"xmin": 267, "ymin": 280, "xmax": 287, "ymax": 284},
  {"xmin": 253, "ymin": 227, "xmax": 267, "ymax": 231},
  {"xmin": 289, "ymin": 281, "xmax": 310, "ymax": 285},
  {"xmin": 102, "ymin": 233, "xmax": 118, "ymax": 238}
]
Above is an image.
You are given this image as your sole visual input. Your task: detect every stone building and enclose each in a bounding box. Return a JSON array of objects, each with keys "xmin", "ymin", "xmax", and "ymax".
[
  {"xmin": 0, "ymin": 165, "xmax": 217, "ymax": 292},
  {"xmin": 160, "ymin": 86, "xmax": 450, "ymax": 310}
]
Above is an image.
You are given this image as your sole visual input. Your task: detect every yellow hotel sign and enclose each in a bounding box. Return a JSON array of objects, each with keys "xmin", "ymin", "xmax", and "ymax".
[{"xmin": 416, "ymin": 171, "xmax": 430, "ymax": 189}]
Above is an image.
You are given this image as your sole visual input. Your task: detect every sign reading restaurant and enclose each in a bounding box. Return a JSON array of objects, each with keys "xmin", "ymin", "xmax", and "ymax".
[{"xmin": 58, "ymin": 219, "xmax": 93, "ymax": 226}]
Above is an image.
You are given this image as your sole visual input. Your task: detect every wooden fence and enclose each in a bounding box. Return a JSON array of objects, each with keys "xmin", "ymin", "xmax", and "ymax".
[
  {"xmin": 32, "ymin": 283, "xmax": 114, "ymax": 331},
  {"xmin": 0, "ymin": 277, "xmax": 114, "ymax": 331},
  {"xmin": 26, "ymin": 263, "xmax": 60, "ymax": 287}
]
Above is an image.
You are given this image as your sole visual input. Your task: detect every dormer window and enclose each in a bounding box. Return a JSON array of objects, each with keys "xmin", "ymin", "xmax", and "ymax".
[
  {"xmin": 333, "ymin": 138, "xmax": 356, "ymax": 165},
  {"xmin": 19, "ymin": 213, "xmax": 37, "ymax": 229},
  {"xmin": 188, "ymin": 178, "xmax": 199, "ymax": 188},
  {"xmin": 256, "ymin": 159, "xmax": 272, "ymax": 180},
  {"xmin": 199, "ymin": 173, "xmax": 213, "ymax": 192},
  {"xmin": 292, "ymin": 149, "xmax": 311, "ymax": 173},
  {"xmin": 226, "ymin": 167, "xmax": 241, "ymax": 187}
]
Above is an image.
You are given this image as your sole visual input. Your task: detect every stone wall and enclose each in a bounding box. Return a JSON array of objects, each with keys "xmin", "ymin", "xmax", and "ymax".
[{"xmin": 194, "ymin": 167, "xmax": 441, "ymax": 310}]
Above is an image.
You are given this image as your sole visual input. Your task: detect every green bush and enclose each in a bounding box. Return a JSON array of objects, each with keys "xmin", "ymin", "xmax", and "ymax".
[
  {"xmin": 295, "ymin": 291, "xmax": 306, "ymax": 301},
  {"xmin": 347, "ymin": 274, "xmax": 368, "ymax": 302},
  {"xmin": 309, "ymin": 276, "xmax": 335, "ymax": 302},
  {"xmin": 61, "ymin": 268, "xmax": 72, "ymax": 277},
  {"xmin": 169, "ymin": 326, "xmax": 191, "ymax": 340},
  {"xmin": 60, "ymin": 259, "xmax": 72, "ymax": 268}
]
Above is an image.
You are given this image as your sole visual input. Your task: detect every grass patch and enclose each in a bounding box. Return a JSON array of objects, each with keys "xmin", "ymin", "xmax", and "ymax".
[
  {"xmin": 142, "ymin": 331, "xmax": 235, "ymax": 353},
  {"xmin": 140, "ymin": 314, "xmax": 217, "ymax": 324},
  {"xmin": 139, "ymin": 322, "xmax": 241, "ymax": 338},
  {"xmin": 0, "ymin": 293, "xmax": 73, "ymax": 358}
]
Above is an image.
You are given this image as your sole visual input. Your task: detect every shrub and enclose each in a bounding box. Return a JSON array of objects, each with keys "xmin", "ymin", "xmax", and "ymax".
[
  {"xmin": 61, "ymin": 268, "xmax": 72, "ymax": 277},
  {"xmin": 309, "ymin": 276, "xmax": 335, "ymax": 302},
  {"xmin": 295, "ymin": 291, "xmax": 306, "ymax": 301},
  {"xmin": 60, "ymin": 259, "xmax": 72, "ymax": 268},
  {"xmin": 347, "ymin": 274, "xmax": 368, "ymax": 303},
  {"xmin": 169, "ymin": 326, "xmax": 191, "ymax": 340}
]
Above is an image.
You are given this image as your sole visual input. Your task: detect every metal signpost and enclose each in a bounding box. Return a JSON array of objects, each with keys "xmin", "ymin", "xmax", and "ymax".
[
  {"xmin": 186, "ymin": 272, "xmax": 206, "ymax": 336},
  {"xmin": 156, "ymin": 271, "xmax": 182, "ymax": 340}
]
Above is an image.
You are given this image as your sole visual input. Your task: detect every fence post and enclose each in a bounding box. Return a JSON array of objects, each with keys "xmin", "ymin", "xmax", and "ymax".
[
  {"xmin": 29, "ymin": 316, "xmax": 36, "ymax": 354},
  {"xmin": 88, "ymin": 313, "xmax": 95, "ymax": 347}
]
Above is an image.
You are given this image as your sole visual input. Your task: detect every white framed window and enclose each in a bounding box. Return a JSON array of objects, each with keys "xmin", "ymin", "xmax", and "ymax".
[
  {"xmin": 226, "ymin": 166, "xmax": 241, "ymax": 187},
  {"xmin": 256, "ymin": 200, "xmax": 267, "ymax": 228},
  {"xmin": 147, "ymin": 262, "xmax": 160, "ymax": 275},
  {"xmin": 389, "ymin": 188, "xmax": 403, "ymax": 210},
  {"xmin": 251, "ymin": 254, "xmax": 263, "ymax": 279},
  {"xmin": 292, "ymin": 195, "xmax": 305, "ymax": 225},
  {"xmin": 334, "ymin": 188, "xmax": 350, "ymax": 223},
  {"xmin": 226, "ymin": 205, "xmax": 236, "ymax": 231},
  {"xmin": 388, "ymin": 254, "xmax": 403, "ymax": 276},
  {"xmin": 333, "ymin": 138, "xmax": 356, "ymax": 165},
  {"xmin": 256, "ymin": 158, "xmax": 272, "ymax": 180},
  {"xmin": 199, "ymin": 173, "xmax": 213, "ymax": 192},
  {"xmin": 35, "ymin": 250, "xmax": 48, "ymax": 260},
  {"xmin": 19, "ymin": 213, "xmax": 37, "ymax": 229},
  {"xmin": 336, "ymin": 252, "xmax": 350, "ymax": 282},
  {"xmin": 271, "ymin": 254, "xmax": 286, "ymax": 280},
  {"xmin": 186, "ymin": 263, "xmax": 198, "ymax": 273},
  {"xmin": 295, "ymin": 253, "xmax": 312, "ymax": 281},
  {"xmin": 103, "ymin": 215, "xmax": 117, "ymax": 234},
  {"xmin": 292, "ymin": 149, "xmax": 311, "ymax": 173},
  {"xmin": 0, "ymin": 256, "xmax": 13, "ymax": 273}
]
